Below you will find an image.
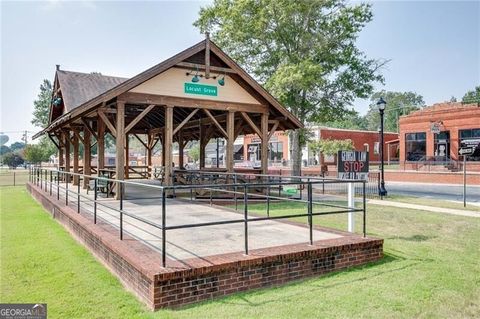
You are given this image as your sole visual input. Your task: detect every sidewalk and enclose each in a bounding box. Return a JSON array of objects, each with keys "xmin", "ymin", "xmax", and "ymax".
[{"xmin": 368, "ymin": 199, "xmax": 480, "ymax": 218}]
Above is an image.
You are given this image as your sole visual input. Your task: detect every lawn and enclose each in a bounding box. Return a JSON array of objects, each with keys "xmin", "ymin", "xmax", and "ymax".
[
  {"xmin": 1, "ymin": 187, "xmax": 479, "ymax": 318},
  {"xmin": 383, "ymin": 195, "xmax": 480, "ymax": 212}
]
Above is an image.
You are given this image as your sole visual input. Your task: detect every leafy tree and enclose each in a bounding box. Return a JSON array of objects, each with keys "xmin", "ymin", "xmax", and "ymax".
[
  {"xmin": 309, "ymin": 138, "xmax": 354, "ymax": 156},
  {"xmin": 462, "ymin": 86, "xmax": 480, "ymax": 104},
  {"xmin": 195, "ymin": 0, "xmax": 386, "ymax": 175},
  {"xmin": 24, "ymin": 144, "xmax": 51, "ymax": 164},
  {"xmin": 322, "ymin": 110, "xmax": 368, "ymax": 130},
  {"xmin": 32, "ymin": 79, "xmax": 53, "ymax": 128},
  {"xmin": 188, "ymin": 144, "xmax": 200, "ymax": 163},
  {"xmin": 31, "ymin": 79, "xmax": 57, "ymax": 160},
  {"xmin": 364, "ymin": 90, "xmax": 425, "ymax": 132},
  {"xmin": 10, "ymin": 142, "xmax": 25, "ymax": 152},
  {"xmin": 2, "ymin": 152, "xmax": 24, "ymax": 168},
  {"xmin": 0, "ymin": 145, "xmax": 10, "ymax": 156}
]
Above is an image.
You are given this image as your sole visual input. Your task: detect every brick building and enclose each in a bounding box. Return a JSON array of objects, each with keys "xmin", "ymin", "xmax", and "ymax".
[
  {"xmin": 243, "ymin": 127, "xmax": 399, "ymax": 166},
  {"xmin": 399, "ymin": 102, "xmax": 480, "ymax": 171}
]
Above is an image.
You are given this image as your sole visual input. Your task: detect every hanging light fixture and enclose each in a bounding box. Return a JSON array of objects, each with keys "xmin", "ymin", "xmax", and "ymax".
[
  {"xmin": 52, "ymin": 96, "xmax": 62, "ymax": 106},
  {"xmin": 218, "ymin": 75, "xmax": 225, "ymax": 86}
]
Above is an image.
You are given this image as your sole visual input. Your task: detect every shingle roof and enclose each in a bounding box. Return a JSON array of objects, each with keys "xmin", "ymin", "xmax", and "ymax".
[{"xmin": 57, "ymin": 70, "xmax": 127, "ymax": 111}]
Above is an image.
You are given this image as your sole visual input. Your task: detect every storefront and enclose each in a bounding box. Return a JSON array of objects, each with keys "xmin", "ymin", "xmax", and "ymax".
[{"xmin": 399, "ymin": 102, "xmax": 480, "ymax": 170}]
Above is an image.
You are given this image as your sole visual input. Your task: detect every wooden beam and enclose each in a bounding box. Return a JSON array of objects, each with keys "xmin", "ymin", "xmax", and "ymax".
[
  {"xmin": 72, "ymin": 130, "xmax": 85, "ymax": 145},
  {"xmin": 164, "ymin": 105, "xmax": 174, "ymax": 186},
  {"xmin": 72, "ymin": 130, "xmax": 79, "ymax": 185},
  {"xmin": 115, "ymin": 101, "xmax": 125, "ymax": 199},
  {"xmin": 58, "ymin": 132, "xmax": 64, "ymax": 169},
  {"xmin": 133, "ymin": 134, "xmax": 148, "ymax": 149},
  {"xmin": 47, "ymin": 134, "xmax": 60, "ymax": 149},
  {"xmin": 203, "ymin": 109, "xmax": 227, "ymax": 138},
  {"xmin": 98, "ymin": 110, "xmax": 116, "ymax": 137},
  {"xmin": 226, "ymin": 111, "xmax": 235, "ymax": 172},
  {"xmin": 82, "ymin": 127, "xmax": 91, "ymax": 189},
  {"xmin": 119, "ymin": 92, "xmax": 267, "ymax": 114},
  {"xmin": 173, "ymin": 108, "xmax": 199, "ymax": 136},
  {"xmin": 64, "ymin": 131, "xmax": 71, "ymax": 175},
  {"xmin": 125, "ymin": 104, "xmax": 155, "ymax": 133},
  {"xmin": 268, "ymin": 120, "xmax": 280, "ymax": 141},
  {"xmin": 125, "ymin": 134, "xmax": 129, "ymax": 179},
  {"xmin": 81, "ymin": 117, "xmax": 98, "ymax": 140},
  {"xmin": 97, "ymin": 116, "xmax": 105, "ymax": 170},
  {"xmin": 261, "ymin": 113, "xmax": 269, "ymax": 175},
  {"xmin": 199, "ymin": 121, "xmax": 205, "ymax": 169},
  {"xmin": 205, "ymin": 33, "xmax": 210, "ymax": 78},
  {"xmin": 147, "ymin": 133, "xmax": 153, "ymax": 179},
  {"xmin": 234, "ymin": 119, "xmax": 244, "ymax": 139},
  {"xmin": 176, "ymin": 62, "xmax": 235, "ymax": 74},
  {"xmin": 178, "ymin": 130, "xmax": 184, "ymax": 168},
  {"xmin": 240, "ymin": 112, "xmax": 262, "ymax": 137}
]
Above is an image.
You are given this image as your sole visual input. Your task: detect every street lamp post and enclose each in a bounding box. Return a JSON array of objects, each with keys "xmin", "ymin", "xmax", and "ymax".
[{"xmin": 377, "ymin": 97, "xmax": 388, "ymax": 198}]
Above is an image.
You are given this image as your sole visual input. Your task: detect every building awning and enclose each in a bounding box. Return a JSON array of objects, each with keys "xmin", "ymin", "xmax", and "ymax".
[{"xmin": 385, "ymin": 139, "xmax": 399, "ymax": 144}]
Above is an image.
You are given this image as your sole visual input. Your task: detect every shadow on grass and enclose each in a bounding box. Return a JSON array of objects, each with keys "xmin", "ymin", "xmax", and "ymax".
[
  {"xmin": 175, "ymin": 251, "xmax": 430, "ymax": 310},
  {"xmin": 387, "ymin": 234, "xmax": 436, "ymax": 242}
]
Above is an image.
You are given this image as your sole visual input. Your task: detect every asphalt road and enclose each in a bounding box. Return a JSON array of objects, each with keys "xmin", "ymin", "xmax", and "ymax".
[{"xmin": 386, "ymin": 181, "xmax": 480, "ymax": 204}]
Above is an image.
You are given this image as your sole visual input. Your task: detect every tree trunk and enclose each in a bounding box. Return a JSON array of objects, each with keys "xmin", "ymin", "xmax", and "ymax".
[{"xmin": 289, "ymin": 130, "xmax": 302, "ymax": 177}]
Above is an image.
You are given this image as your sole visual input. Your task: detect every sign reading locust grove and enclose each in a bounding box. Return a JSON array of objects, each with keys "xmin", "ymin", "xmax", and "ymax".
[
  {"xmin": 184, "ymin": 83, "xmax": 218, "ymax": 96},
  {"xmin": 337, "ymin": 151, "xmax": 369, "ymax": 180}
]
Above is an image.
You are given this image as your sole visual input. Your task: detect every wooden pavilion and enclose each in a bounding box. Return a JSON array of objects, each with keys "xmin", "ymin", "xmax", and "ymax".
[{"xmin": 33, "ymin": 36, "xmax": 302, "ymax": 195}]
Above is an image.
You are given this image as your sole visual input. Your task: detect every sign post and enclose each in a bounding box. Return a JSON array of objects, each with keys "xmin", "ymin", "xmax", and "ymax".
[
  {"xmin": 337, "ymin": 151, "xmax": 369, "ymax": 233},
  {"xmin": 463, "ymin": 155, "xmax": 466, "ymax": 207},
  {"xmin": 458, "ymin": 138, "xmax": 479, "ymax": 208}
]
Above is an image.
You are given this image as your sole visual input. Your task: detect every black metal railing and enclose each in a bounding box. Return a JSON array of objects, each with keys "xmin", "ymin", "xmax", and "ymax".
[{"xmin": 29, "ymin": 166, "xmax": 367, "ymax": 268}]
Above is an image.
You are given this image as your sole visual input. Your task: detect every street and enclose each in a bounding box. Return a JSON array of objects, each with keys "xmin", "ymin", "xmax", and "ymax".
[{"xmin": 386, "ymin": 181, "xmax": 480, "ymax": 204}]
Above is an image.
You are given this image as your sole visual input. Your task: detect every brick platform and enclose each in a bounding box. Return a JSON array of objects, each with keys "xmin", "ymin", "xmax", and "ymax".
[{"xmin": 27, "ymin": 182, "xmax": 383, "ymax": 310}]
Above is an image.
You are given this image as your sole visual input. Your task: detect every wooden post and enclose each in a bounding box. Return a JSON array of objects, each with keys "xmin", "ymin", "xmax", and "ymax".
[
  {"xmin": 125, "ymin": 133, "xmax": 129, "ymax": 179},
  {"xmin": 58, "ymin": 132, "xmax": 64, "ymax": 169},
  {"xmin": 261, "ymin": 113, "xmax": 269, "ymax": 175},
  {"xmin": 178, "ymin": 130, "xmax": 184, "ymax": 169},
  {"xmin": 82, "ymin": 126, "xmax": 91, "ymax": 189},
  {"xmin": 72, "ymin": 130, "xmax": 79, "ymax": 185},
  {"xmin": 199, "ymin": 121, "xmax": 205, "ymax": 169},
  {"xmin": 226, "ymin": 111, "xmax": 235, "ymax": 172},
  {"xmin": 64, "ymin": 131, "xmax": 71, "ymax": 180},
  {"xmin": 164, "ymin": 105, "xmax": 174, "ymax": 185},
  {"xmin": 97, "ymin": 116, "xmax": 105, "ymax": 170},
  {"xmin": 147, "ymin": 133, "xmax": 152, "ymax": 178},
  {"xmin": 161, "ymin": 131, "xmax": 165, "ymax": 167},
  {"xmin": 115, "ymin": 101, "xmax": 125, "ymax": 199}
]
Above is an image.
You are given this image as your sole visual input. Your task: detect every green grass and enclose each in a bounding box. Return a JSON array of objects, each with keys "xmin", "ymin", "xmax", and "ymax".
[
  {"xmin": 385, "ymin": 195, "xmax": 480, "ymax": 212},
  {"xmin": 1, "ymin": 187, "xmax": 480, "ymax": 318}
]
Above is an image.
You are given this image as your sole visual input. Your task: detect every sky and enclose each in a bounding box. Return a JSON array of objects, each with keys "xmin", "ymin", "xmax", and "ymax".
[{"xmin": 1, "ymin": 0, "xmax": 479, "ymax": 145}]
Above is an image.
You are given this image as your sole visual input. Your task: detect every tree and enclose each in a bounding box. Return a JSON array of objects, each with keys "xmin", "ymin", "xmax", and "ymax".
[
  {"xmin": 32, "ymin": 79, "xmax": 52, "ymax": 128},
  {"xmin": 364, "ymin": 90, "xmax": 425, "ymax": 132},
  {"xmin": 188, "ymin": 144, "xmax": 200, "ymax": 163},
  {"xmin": 24, "ymin": 144, "xmax": 51, "ymax": 164},
  {"xmin": 195, "ymin": 0, "xmax": 386, "ymax": 175},
  {"xmin": 9, "ymin": 142, "xmax": 25, "ymax": 152},
  {"xmin": 309, "ymin": 138, "xmax": 354, "ymax": 156},
  {"xmin": 31, "ymin": 79, "xmax": 57, "ymax": 160},
  {"xmin": 322, "ymin": 110, "xmax": 368, "ymax": 130},
  {"xmin": 462, "ymin": 86, "xmax": 480, "ymax": 104},
  {"xmin": 0, "ymin": 145, "xmax": 10, "ymax": 156},
  {"xmin": 2, "ymin": 152, "xmax": 24, "ymax": 169}
]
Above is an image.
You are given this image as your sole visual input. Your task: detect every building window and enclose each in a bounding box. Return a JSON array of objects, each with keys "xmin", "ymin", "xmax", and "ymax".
[
  {"xmin": 269, "ymin": 142, "xmax": 283, "ymax": 162},
  {"xmin": 405, "ymin": 132, "xmax": 426, "ymax": 161},
  {"xmin": 434, "ymin": 131, "xmax": 450, "ymax": 160},
  {"xmin": 459, "ymin": 128, "xmax": 480, "ymax": 161}
]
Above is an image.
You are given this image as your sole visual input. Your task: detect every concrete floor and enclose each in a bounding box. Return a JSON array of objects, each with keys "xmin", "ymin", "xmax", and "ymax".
[{"xmin": 56, "ymin": 179, "xmax": 343, "ymax": 261}]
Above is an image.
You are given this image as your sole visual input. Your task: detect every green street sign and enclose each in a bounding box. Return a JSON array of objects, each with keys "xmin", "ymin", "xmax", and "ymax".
[{"xmin": 184, "ymin": 83, "xmax": 218, "ymax": 96}]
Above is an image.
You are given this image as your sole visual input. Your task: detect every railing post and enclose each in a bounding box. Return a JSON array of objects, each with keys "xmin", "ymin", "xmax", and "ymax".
[
  {"xmin": 94, "ymin": 178, "xmax": 97, "ymax": 224},
  {"xmin": 57, "ymin": 171, "xmax": 60, "ymax": 200},
  {"xmin": 50, "ymin": 171, "xmax": 52, "ymax": 195},
  {"xmin": 363, "ymin": 181, "xmax": 367, "ymax": 238},
  {"xmin": 44, "ymin": 169, "xmax": 47, "ymax": 189},
  {"xmin": 244, "ymin": 185, "xmax": 249, "ymax": 255},
  {"xmin": 348, "ymin": 182, "xmax": 355, "ymax": 232},
  {"xmin": 162, "ymin": 188, "xmax": 167, "ymax": 267},
  {"xmin": 77, "ymin": 180, "xmax": 81, "ymax": 213},
  {"xmin": 234, "ymin": 174, "xmax": 238, "ymax": 211},
  {"xmin": 308, "ymin": 182, "xmax": 313, "ymax": 245},
  {"xmin": 266, "ymin": 178, "xmax": 270, "ymax": 218},
  {"xmin": 40, "ymin": 169, "xmax": 42, "ymax": 190},
  {"xmin": 13, "ymin": 171, "xmax": 16, "ymax": 186},
  {"xmin": 120, "ymin": 183, "xmax": 123, "ymax": 240},
  {"xmin": 65, "ymin": 173, "xmax": 69, "ymax": 206}
]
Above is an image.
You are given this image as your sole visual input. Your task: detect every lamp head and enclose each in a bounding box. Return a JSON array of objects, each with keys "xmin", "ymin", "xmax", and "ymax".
[
  {"xmin": 377, "ymin": 97, "xmax": 386, "ymax": 111},
  {"xmin": 191, "ymin": 75, "xmax": 200, "ymax": 83},
  {"xmin": 218, "ymin": 76, "xmax": 225, "ymax": 86}
]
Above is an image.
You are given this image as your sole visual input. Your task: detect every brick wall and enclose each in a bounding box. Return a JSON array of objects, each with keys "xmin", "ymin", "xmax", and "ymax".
[{"xmin": 27, "ymin": 182, "xmax": 383, "ymax": 310}]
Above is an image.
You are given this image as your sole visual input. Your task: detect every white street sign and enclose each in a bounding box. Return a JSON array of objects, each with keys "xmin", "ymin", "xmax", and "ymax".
[{"xmin": 458, "ymin": 147, "xmax": 474, "ymax": 156}]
